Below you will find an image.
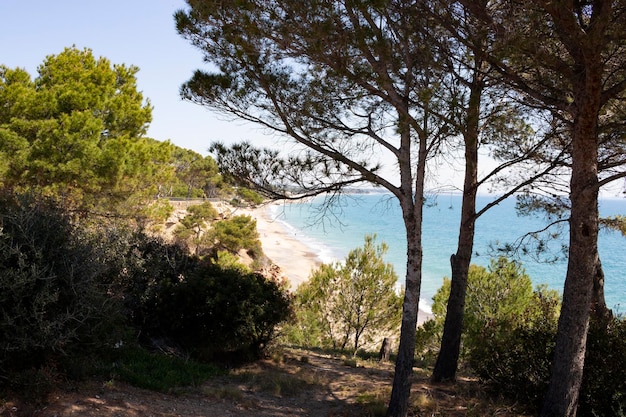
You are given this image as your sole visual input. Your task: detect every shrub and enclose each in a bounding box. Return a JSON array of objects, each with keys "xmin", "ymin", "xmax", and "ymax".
[
  {"xmin": 429, "ymin": 258, "xmax": 561, "ymax": 410},
  {"xmin": 470, "ymin": 307, "xmax": 626, "ymax": 416},
  {"xmin": 467, "ymin": 287, "xmax": 559, "ymax": 408},
  {"xmin": 96, "ymin": 227, "xmax": 196, "ymax": 335},
  {"xmin": 0, "ymin": 192, "xmax": 123, "ymax": 372},
  {"xmin": 96, "ymin": 223, "xmax": 288, "ymax": 361},
  {"xmin": 579, "ymin": 316, "xmax": 626, "ymax": 417},
  {"xmin": 237, "ymin": 187, "xmax": 265, "ymax": 205},
  {"xmin": 208, "ymin": 214, "xmax": 262, "ymax": 257},
  {"xmin": 287, "ymin": 235, "xmax": 402, "ymax": 354},
  {"xmin": 214, "ymin": 249, "xmax": 252, "ymax": 273},
  {"xmin": 430, "ymin": 256, "xmax": 626, "ymax": 415},
  {"xmin": 154, "ymin": 263, "xmax": 292, "ymax": 360},
  {"xmin": 428, "ymin": 258, "xmax": 539, "ymax": 357},
  {"xmin": 229, "ymin": 187, "xmax": 264, "ymax": 207}
]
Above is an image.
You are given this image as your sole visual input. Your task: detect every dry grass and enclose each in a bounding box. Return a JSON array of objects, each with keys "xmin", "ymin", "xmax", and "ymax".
[{"xmin": 27, "ymin": 348, "xmax": 532, "ymax": 417}]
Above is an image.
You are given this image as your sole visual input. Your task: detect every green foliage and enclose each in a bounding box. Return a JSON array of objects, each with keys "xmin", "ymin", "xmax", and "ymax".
[
  {"xmin": 153, "ymin": 263, "xmax": 292, "ymax": 361},
  {"xmin": 214, "ymin": 249, "xmax": 252, "ymax": 273},
  {"xmin": 95, "ymin": 227, "xmax": 197, "ymax": 334},
  {"xmin": 579, "ymin": 317, "xmax": 626, "ymax": 417},
  {"xmin": 287, "ymin": 235, "xmax": 402, "ymax": 354},
  {"xmin": 187, "ymin": 201, "xmax": 219, "ymax": 221},
  {"xmin": 600, "ymin": 215, "xmax": 626, "ymax": 236},
  {"xmin": 414, "ymin": 319, "xmax": 442, "ymax": 367},
  {"xmin": 429, "ymin": 257, "xmax": 626, "ymax": 414},
  {"xmin": 208, "ymin": 214, "xmax": 262, "ymax": 256},
  {"xmin": 0, "ymin": 192, "xmax": 123, "ymax": 372},
  {"xmin": 168, "ymin": 147, "xmax": 223, "ymax": 198},
  {"xmin": 0, "ymin": 189, "xmax": 289, "ymax": 402},
  {"xmin": 236, "ymin": 187, "xmax": 265, "ymax": 205},
  {"xmin": 174, "ymin": 201, "xmax": 219, "ymax": 255},
  {"xmin": 113, "ymin": 346, "xmax": 222, "ymax": 392},
  {"xmin": 0, "ymin": 47, "xmax": 174, "ymax": 214},
  {"xmin": 469, "ymin": 302, "xmax": 626, "ymax": 416},
  {"xmin": 426, "ymin": 258, "xmax": 562, "ymax": 409},
  {"xmin": 430, "ymin": 258, "xmax": 537, "ymax": 355},
  {"xmin": 467, "ymin": 286, "xmax": 560, "ymax": 409},
  {"xmin": 74, "ymin": 221, "xmax": 289, "ymax": 362},
  {"xmin": 140, "ymin": 198, "xmax": 174, "ymax": 224}
]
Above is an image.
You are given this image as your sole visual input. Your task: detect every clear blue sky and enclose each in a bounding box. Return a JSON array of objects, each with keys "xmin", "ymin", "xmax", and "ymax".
[
  {"xmin": 0, "ymin": 0, "xmax": 264, "ymax": 156},
  {"xmin": 6, "ymin": 2, "xmax": 623, "ymax": 196}
]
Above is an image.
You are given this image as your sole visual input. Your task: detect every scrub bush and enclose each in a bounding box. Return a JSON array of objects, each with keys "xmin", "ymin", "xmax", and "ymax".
[
  {"xmin": 467, "ymin": 288, "xmax": 559, "ymax": 408},
  {"xmin": 429, "ymin": 258, "xmax": 561, "ymax": 409},
  {"xmin": 430, "ymin": 256, "xmax": 626, "ymax": 415},
  {"xmin": 153, "ymin": 263, "xmax": 292, "ymax": 361},
  {"xmin": 579, "ymin": 317, "xmax": 626, "ymax": 417},
  {"xmin": 0, "ymin": 192, "xmax": 122, "ymax": 372}
]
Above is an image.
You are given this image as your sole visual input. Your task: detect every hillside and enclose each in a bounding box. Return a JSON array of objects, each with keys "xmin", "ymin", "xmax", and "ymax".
[{"xmin": 5, "ymin": 348, "xmax": 529, "ymax": 417}]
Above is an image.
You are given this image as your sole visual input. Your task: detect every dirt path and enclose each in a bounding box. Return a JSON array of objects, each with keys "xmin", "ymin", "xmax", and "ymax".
[{"xmin": 5, "ymin": 349, "xmax": 528, "ymax": 417}]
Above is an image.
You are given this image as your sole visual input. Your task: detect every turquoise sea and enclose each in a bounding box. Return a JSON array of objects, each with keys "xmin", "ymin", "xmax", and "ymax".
[{"xmin": 268, "ymin": 193, "xmax": 626, "ymax": 313}]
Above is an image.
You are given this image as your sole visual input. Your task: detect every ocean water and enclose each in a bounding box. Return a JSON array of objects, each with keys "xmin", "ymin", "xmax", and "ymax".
[{"xmin": 268, "ymin": 193, "xmax": 626, "ymax": 312}]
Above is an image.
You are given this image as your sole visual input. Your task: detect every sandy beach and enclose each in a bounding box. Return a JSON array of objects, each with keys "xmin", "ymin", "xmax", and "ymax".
[
  {"xmin": 243, "ymin": 203, "xmax": 433, "ymax": 325},
  {"xmin": 242, "ymin": 203, "xmax": 323, "ymax": 290}
]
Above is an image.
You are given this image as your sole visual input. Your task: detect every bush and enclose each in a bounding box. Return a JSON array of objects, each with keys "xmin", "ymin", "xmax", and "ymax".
[
  {"xmin": 208, "ymin": 214, "xmax": 262, "ymax": 257},
  {"xmin": 429, "ymin": 256, "xmax": 626, "ymax": 415},
  {"xmin": 470, "ymin": 309, "xmax": 626, "ymax": 416},
  {"xmin": 236, "ymin": 187, "xmax": 265, "ymax": 205},
  {"xmin": 467, "ymin": 287, "xmax": 559, "ymax": 408},
  {"xmin": 428, "ymin": 258, "xmax": 561, "ymax": 410},
  {"xmin": 94, "ymin": 226, "xmax": 196, "ymax": 335},
  {"xmin": 579, "ymin": 317, "xmax": 626, "ymax": 417},
  {"xmin": 154, "ymin": 263, "xmax": 292, "ymax": 361},
  {"xmin": 95, "ymin": 223, "xmax": 289, "ymax": 361},
  {"xmin": 286, "ymin": 235, "xmax": 402, "ymax": 354},
  {"xmin": 0, "ymin": 192, "xmax": 123, "ymax": 372},
  {"xmin": 0, "ymin": 190, "xmax": 290, "ymax": 404},
  {"xmin": 214, "ymin": 249, "xmax": 252, "ymax": 273},
  {"xmin": 428, "ymin": 258, "xmax": 539, "ymax": 358}
]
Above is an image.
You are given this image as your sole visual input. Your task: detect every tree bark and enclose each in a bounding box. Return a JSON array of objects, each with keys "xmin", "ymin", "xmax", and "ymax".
[
  {"xmin": 590, "ymin": 254, "xmax": 613, "ymax": 325},
  {"xmin": 431, "ymin": 209, "xmax": 475, "ymax": 382},
  {"xmin": 541, "ymin": 171, "xmax": 598, "ymax": 416},
  {"xmin": 540, "ymin": 66, "xmax": 601, "ymax": 417},
  {"xmin": 379, "ymin": 337, "xmax": 391, "ymax": 362},
  {"xmin": 387, "ymin": 218, "xmax": 423, "ymax": 417},
  {"xmin": 432, "ymin": 59, "xmax": 482, "ymax": 382},
  {"xmin": 387, "ymin": 113, "xmax": 427, "ymax": 416}
]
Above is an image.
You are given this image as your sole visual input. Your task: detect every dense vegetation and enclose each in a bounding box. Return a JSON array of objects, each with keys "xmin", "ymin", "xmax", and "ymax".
[
  {"xmin": 0, "ymin": 48, "xmax": 290, "ymax": 404},
  {"xmin": 416, "ymin": 258, "xmax": 626, "ymax": 416},
  {"xmin": 0, "ymin": 192, "xmax": 291, "ymax": 398},
  {"xmin": 286, "ymin": 235, "xmax": 402, "ymax": 354},
  {"xmin": 2, "ymin": 32, "xmax": 625, "ymax": 417}
]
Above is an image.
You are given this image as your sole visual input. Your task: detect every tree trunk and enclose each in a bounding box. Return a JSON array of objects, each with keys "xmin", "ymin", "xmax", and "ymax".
[
  {"xmin": 432, "ymin": 60, "xmax": 482, "ymax": 382},
  {"xmin": 431, "ymin": 188, "xmax": 477, "ymax": 383},
  {"xmin": 540, "ymin": 74, "xmax": 601, "ymax": 417},
  {"xmin": 379, "ymin": 337, "xmax": 392, "ymax": 362},
  {"xmin": 387, "ymin": 125, "xmax": 427, "ymax": 416},
  {"xmin": 387, "ymin": 224, "xmax": 423, "ymax": 417},
  {"xmin": 541, "ymin": 180, "xmax": 597, "ymax": 416},
  {"xmin": 590, "ymin": 254, "xmax": 612, "ymax": 325}
]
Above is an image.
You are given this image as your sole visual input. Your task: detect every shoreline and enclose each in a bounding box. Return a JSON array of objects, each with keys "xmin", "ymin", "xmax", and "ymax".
[
  {"xmin": 245, "ymin": 203, "xmax": 434, "ymax": 325},
  {"xmin": 245, "ymin": 203, "xmax": 323, "ymax": 290}
]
